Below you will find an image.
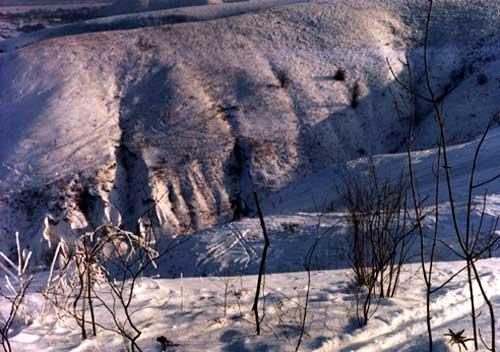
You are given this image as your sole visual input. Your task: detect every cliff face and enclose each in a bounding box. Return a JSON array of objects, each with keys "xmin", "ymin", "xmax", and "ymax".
[{"xmin": 0, "ymin": 0, "xmax": 499, "ymax": 258}]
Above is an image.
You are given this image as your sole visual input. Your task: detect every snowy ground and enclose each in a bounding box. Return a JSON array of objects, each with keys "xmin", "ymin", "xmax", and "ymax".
[
  {"xmin": 3, "ymin": 259, "xmax": 500, "ymax": 351},
  {"xmin": 0, "ymin": 0, "xmax": 499, "ymax": 351},
  {"xmin": 2, "ymin": 126, "xmax": 500, "ymax": 351}
]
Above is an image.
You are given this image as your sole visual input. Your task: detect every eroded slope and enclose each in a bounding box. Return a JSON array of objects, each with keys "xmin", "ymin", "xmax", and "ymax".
[{"xmin": 0, "ymin": 0, "xmax": 499, "ymax": 259}]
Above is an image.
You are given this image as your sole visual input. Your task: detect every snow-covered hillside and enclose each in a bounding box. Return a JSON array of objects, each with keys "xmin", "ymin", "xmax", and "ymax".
[
  {"xmin": 1, "ymin": 0, "xmax": 499, "ymax": 255},
  {"xmin": 0, "ymin": 0, "xmax": 499, "ymax": 351},
  {"xmin": 3, "ymin": 128, "xmax": 496, "ymax": 352}
]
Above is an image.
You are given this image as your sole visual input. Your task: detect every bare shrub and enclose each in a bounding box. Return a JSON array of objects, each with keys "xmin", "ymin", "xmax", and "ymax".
[
  {"xmin": 275, "ymin": 70, "xmax": 290, "ymax": 89},
  {"xmin": 0, "ymin": 232, "xmax": 33, "ymax": 352},
  {"xmin": 295, "ymin": 211, "xmax": 336, "ymax": 351},
  {"xmin": 387, "ymin": 2, "xmax": 500, "ymax": 348},
  {"xmin": 281, "ymin": 222, "xmax": 300, "ymax": 233},
  {"xmin": 271, "ymin": 290, "xmax": 308, "ymax": 348},
  {"xmin": 334, "ymin": 68, "xmax": 346, "ymax": 81},
  {"xmin": 342, "ymin": 169, "xmax": 416, "ymax": 326},
  {"xmin": 42, "ymin": 224, "xmax": 159, "ymax": 351},
  {"xmin": 136, "ymin": 37, "xmax": 156, "ymax": 51},
  {"xmin": 252, "ymin": 191, "xmax": 270, "ymax": 335},
  {"xmin": 477, "ymin": 73, "xmax": 488, "ymax": 86},
  {"xmin": 351, "ymin": 81, "xmax": 361, "ymax": 108}
]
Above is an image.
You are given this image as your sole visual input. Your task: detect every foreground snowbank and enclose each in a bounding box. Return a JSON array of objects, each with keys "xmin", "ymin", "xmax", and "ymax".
[{"xmin": 3, "ymin": 258, "xmax": 499, "ymax": 351}]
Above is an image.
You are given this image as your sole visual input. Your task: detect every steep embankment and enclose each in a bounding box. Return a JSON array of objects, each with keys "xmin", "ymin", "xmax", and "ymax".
[{"xmin": 0, "ymin": 0, "xmax": 499, "ymax": 257}]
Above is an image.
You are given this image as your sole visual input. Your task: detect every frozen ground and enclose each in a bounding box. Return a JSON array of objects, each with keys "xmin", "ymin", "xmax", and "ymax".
[
  {"xmin": 1, "ymin": 127, "xmax": 500, "ymax": 351},
  {"xmin": 3, "ymin": 259, "xmax": 500, "ymax": 351},
  {"xmin": 0, "ymin": 0, "xmax": 499, "ymax": 350}
]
